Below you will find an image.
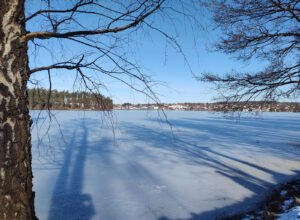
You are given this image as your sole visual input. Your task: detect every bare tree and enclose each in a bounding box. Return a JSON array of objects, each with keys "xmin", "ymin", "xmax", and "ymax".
[
  {"xmin": 0, "ymin": 0, "xmax": 200, "ymax": 218},
  {"xmin": 199, "ymin": 0, "xmax": 299, "ymax": 104}
]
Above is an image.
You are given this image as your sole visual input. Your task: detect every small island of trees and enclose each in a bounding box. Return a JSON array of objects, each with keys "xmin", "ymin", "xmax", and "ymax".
[{"xmin": 28, "ymin": 88, "xmax": 113, "ymax": 110}]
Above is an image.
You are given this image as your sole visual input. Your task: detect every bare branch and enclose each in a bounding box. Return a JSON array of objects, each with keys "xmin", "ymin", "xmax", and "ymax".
[
  {"xmin": 22, "ymin": 0, "xmax": 165, "ymax": 41},
  {"xmin": 198, "ymin": 0, "xmax": 300, "ymax": 102}
]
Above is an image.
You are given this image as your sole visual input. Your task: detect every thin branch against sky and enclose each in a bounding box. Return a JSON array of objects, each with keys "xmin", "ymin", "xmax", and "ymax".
[{"xmin": 25, "ymin": 0, "xmax": 299, "ymax": 104}]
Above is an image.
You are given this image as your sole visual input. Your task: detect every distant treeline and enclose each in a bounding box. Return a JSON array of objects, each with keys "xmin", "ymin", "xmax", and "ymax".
[
  {"xmin": 114, "ymin": 101, "xmax": 300, "ymax": 112},
  {"xmin": 28, "ymin": 88, "xmax": 113, "ymax": 110},
  {"xmin": 199, "ymin": 101, "xmax": 300, "ymax": 112}
]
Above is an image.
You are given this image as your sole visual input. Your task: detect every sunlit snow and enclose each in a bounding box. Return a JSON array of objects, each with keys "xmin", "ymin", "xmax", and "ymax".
[{"xmin": 31, "ymin": 111, "xmax": 300, "ymax": 220}]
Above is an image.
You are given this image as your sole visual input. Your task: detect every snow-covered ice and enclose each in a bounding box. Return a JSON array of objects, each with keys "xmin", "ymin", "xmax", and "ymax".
[
  {"xmin": 31, "ymin": 111, "xmax": 300, "ymax": 220},
  {"xmin": 277, "ymin": 206, "xmax": 300, "ymax": 220},
  {"xmin": 281, "ymin": 198, "xmax": 294, "ymax": 211}
]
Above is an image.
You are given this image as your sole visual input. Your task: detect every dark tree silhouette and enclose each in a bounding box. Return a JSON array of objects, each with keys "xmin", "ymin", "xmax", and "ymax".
[
  {"xmin": 199, "ymin": 0, "xmax": 299, "ymax": 103},
  {"xmin": 0, "ymin": 0, "xmax": 200, "ymax": 218}
]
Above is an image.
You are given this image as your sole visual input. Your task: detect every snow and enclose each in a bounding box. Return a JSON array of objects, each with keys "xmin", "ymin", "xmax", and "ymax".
[
  {"xmin": 277, "ymin": 206, "xmax": 300, "ymax": 220},
  {"xmin": 280, "ymin": 190, "xmax": 288, "ymax": 196},
  {"xmin": 31, "ymin": 111, "xmax": 300, "ymax": 220},
  {"xmin": 281, "ymin": 198, "xmax": 294, "ymax": 211}
]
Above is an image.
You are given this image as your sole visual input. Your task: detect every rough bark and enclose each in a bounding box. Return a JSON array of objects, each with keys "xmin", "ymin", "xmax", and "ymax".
[{"xmin": 0, "ymin": 0, "xmax": 37, "ymax": 219}]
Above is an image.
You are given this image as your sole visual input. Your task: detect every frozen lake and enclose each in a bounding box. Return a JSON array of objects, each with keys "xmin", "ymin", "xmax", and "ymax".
[{"xmin": 31, "ymin": 110, "xmax": 300, "ymax": 220}]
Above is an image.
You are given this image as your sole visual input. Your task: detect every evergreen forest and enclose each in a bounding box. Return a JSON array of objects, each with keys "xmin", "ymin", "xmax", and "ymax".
[{"xmin": 27, "ymin": 88, "xmax": 113, "ymax": 110}]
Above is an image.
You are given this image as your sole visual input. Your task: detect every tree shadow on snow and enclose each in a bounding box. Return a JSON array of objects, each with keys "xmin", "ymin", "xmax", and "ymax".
[
  {"xmin": 47, "ymin": 119, "xmax": 95, "ymax": 220},
  {"xmin": 119, "ymin": 118, "xmax": 300, "ymax": 220},
  {"xmin": 42, "ymin": 113, "xmax": 299, "ymax": 220}
]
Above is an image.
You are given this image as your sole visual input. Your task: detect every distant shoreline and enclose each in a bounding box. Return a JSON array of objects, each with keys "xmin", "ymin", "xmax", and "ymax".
[
  {"xmin": 114, "ymin": 101, "xmax": 300, "ymax": 112},
  {"xmin": 28, "ymin": 100, "xmax": 300, "ymax": 112},
  {"xmin": 29, "ymin": 108, "xmax": 300, "ymax": 113}
]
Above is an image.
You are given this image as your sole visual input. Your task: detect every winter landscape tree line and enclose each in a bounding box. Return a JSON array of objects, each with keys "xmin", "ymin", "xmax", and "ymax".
[
  {"xmin": 28, "ymin": 88, "xmax": 113, "ymax": 110},
  {"xmin": 0, "ymin": 0, "xmax": 299, "ymax": 218},
  {"xmin": 115, "ymin": 102, "xmax": 300, "ymax": 112}
]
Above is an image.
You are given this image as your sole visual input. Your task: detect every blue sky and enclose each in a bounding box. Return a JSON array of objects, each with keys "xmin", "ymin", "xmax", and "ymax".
[{"xmin": 26, "ymin": 1, "xmax": 266, "ymax": 104}]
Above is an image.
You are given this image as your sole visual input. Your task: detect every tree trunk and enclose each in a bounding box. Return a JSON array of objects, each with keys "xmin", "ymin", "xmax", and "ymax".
[{"xmin": 0, "ymin": 0, "xmax": 37, "ymax": 219}]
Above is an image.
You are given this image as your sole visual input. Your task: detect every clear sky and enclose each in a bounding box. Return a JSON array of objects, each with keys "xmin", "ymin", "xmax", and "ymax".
[{"xmin": 26, "ymin": 1, "xmax": 267, "ymax": 104}]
